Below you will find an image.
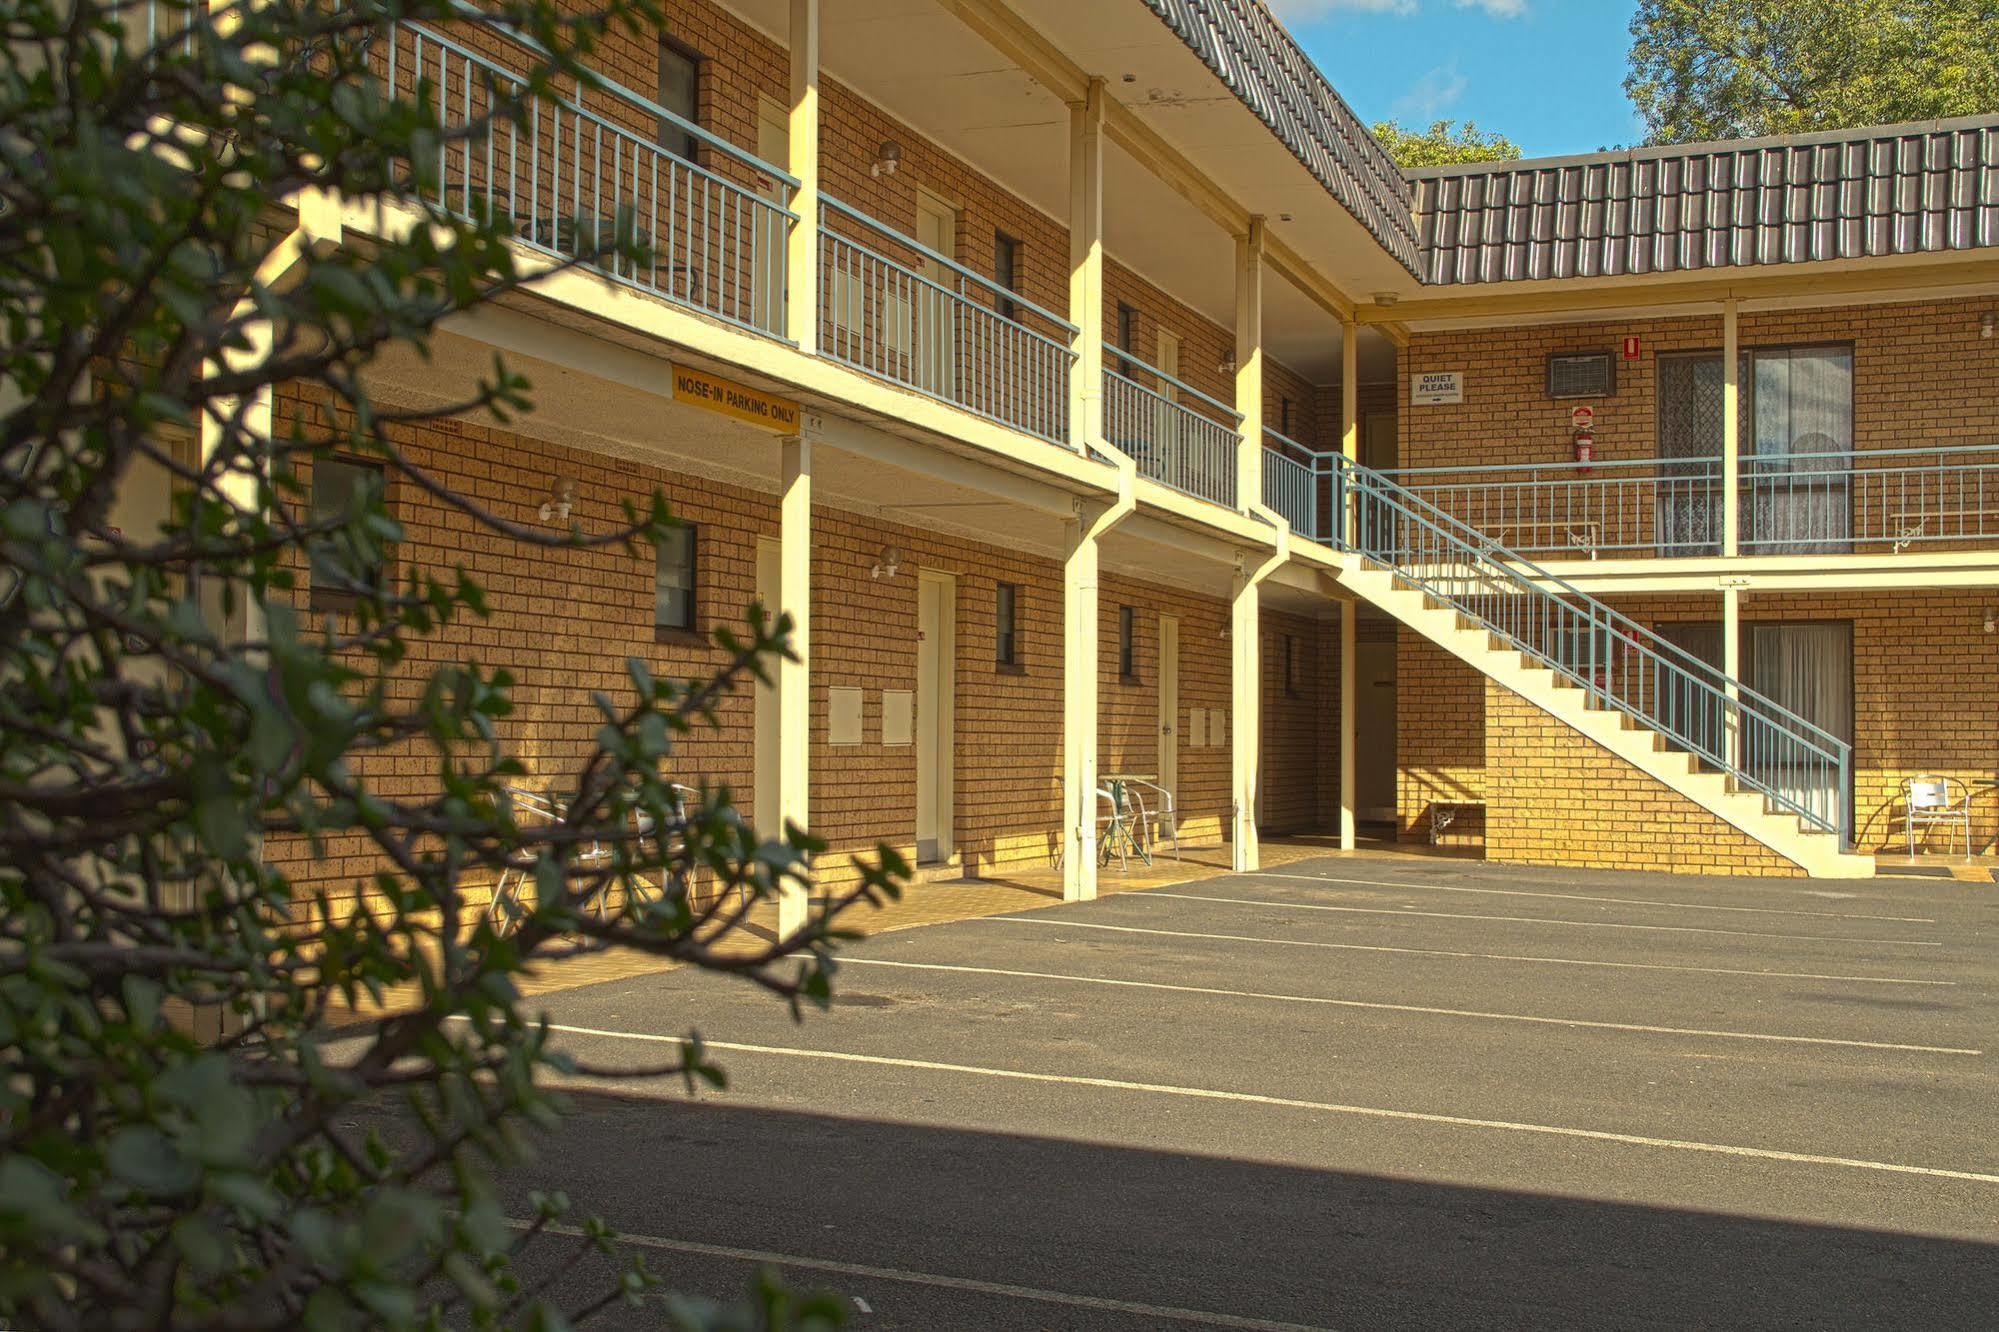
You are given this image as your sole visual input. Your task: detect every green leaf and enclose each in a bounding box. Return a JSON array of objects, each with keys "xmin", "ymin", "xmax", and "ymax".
[
  {"xmin": 105, "ymin": 1125, "xmax": 199, "ymax": 1196},
  {"xmin": 0, "ymin": 1156, "xmax": 103, "ymax": 1244},
  {"xmin": 171, "ymin": 1215, "xmax": 233, "ymax": 1277}
]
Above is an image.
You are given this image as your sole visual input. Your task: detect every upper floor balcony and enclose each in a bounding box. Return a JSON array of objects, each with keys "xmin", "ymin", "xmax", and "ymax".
[
  {"xmin": 330, "ymin": 5, "xmax": 1391, "ymax": 536},
  {"xmin": 1382, "ymin": 446, "xmax": 1999, "ymax": 564}
]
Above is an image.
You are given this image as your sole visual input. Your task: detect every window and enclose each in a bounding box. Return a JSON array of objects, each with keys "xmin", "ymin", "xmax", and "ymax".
[
  {"xmin": 1118, "ymin": 605, "xmax": 1136, "ymax": 680},
  {"xmin": 1279, "ymin": 397, "xmax": 1293, "ymax": 437},
  {"xmin": 995, "ymin": 582, "xmax": 1020, "ymax": 668},
  {"xmin": 654, "ymin": 523, "xmax": 697, "ymax": 637},
  {"xmin": 1115, "ymin": 302, "xmax": 1138, "ymax": 378},
  {"xmin": 657, "ymin": 39, "xmax": 700, "ymax": 161},
  {"xmin": 308, "ymin": 456, "xmax": 385, "ymax": 605},
  {"xmin": 1656, "ymin": 344, "xmax": 1854, "ymax": 557},
  {"xmin": 993, "ymin": 230, "xmax": 1022, "ymax": 322},
  {"xmin": 1655, "ymin": 619, "xmax": 1853, "ymax": 830},
  {"xmin": 1283, "ymin": 633, "xmax": 1297, "ymax": 697}
]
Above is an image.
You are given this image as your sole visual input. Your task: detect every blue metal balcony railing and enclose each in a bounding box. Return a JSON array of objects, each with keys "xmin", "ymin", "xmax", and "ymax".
[
  {"xmin": 1104, "ymin": 349, "xmax": 1240, "ymax": 509},
  {"xmin": 1383, "ymin": 445, "xmax": 1999, "ymax": 560},
  {"xmin": 1381, "ymin": 456, "xmax": 1721, "ymax": 559},
  {"xmin": 379, "ymin": 17, "xmax": 796, "ymax": 339},
  {"xmin": 1741, "ymin": 445, "xmax": 1999, "ymax": 554},
  {"xmin": 1260, "ymin": 431, "xmax": 1316, "ymax": 535},
  {"xmin": 1331, "ymin": 458, "xmax": 1852, "ymax": 840},
  {"xmin": 817, "ymin": 198, "xmax": 1076, "ymax": 448}
]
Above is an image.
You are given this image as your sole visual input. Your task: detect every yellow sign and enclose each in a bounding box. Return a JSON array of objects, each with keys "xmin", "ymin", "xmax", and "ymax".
[{"xmin": 671, "ymin": 366, "xmax": 800, "ymax": 432}]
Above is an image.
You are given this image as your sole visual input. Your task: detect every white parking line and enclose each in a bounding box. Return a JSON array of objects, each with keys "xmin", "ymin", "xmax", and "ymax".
[
  {"xmin": 513, "ymin": 1221, "xmax": 1337, "ymax": 1331},
  {"xmin": 977, "ymin": 916, "xmax": 1957, "ymax": 987},
  {"xmin": 1252, "ymin": 872, "xmax": 1936, "ymax": 924},
  {"xmin": 533, "ymin": 1023, "xmax": 1999, "ymax": 1187},
  {"xmin": 1145, "ymin": 892, "xmax": 1943, "ymax": 948},
  {"xmin": 837, "ymin": 957, "xmax": 1979, "ymax": 1055}
]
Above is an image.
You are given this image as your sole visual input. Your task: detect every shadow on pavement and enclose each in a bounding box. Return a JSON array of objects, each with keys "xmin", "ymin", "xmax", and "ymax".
[{"xmin": 461, "ymin": 1088, "xmax": 1998, "ymax": 1331}]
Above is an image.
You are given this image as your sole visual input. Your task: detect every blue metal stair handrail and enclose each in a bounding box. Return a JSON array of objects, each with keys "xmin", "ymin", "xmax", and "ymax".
[{"xmin": 1324, "ymin": 454, "xmax": 1853, "ymax": 840}]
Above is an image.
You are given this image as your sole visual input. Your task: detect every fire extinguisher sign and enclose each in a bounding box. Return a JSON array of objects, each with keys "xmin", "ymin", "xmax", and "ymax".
[{"xmin": 1571, "ymin": 405, "xmax": 1595, "ymax": 431}]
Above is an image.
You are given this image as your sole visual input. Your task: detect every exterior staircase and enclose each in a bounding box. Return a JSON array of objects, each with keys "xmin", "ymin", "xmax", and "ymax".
[{"xmin": 1324, "ymin": 457, "xmax": 1873, "ymax": 878}]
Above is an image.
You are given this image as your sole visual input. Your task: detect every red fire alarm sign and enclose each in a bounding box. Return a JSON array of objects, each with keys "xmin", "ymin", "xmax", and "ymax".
[{"xmin": 1622, "ymin": 335, "xmax": 1641, "ymax": 360}]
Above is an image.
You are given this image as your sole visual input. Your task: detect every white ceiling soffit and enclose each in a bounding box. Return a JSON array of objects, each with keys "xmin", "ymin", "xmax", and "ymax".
[
  {"xmin": 1003, "ymin": 0, "xmax": 1418, "ymax": 297},
  {"xmin": 719, "ymin": 0, "xmax": 1399, "ymax": 384}
]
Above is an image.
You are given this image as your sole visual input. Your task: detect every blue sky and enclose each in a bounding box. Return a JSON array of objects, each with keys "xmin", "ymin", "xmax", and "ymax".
[{"xmin": 1271, "ymin": 1, "xmax": 1646, "ymax": 158}]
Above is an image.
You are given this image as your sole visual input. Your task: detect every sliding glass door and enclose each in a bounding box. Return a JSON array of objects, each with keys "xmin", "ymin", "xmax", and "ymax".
[
  {"xmin": 1655, "ymin": 346, "xmax": 1854, "ymax": 556},
  {"xmin": 1652, "ymin": 620, "xmax": 1853, "ymax": 834},
  {"xmin": 1747, "ymin": 622, "xmax": 1854, "ymax": 833}
]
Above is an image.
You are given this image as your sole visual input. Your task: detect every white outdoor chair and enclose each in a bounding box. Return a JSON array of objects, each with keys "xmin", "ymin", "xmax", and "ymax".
[
  {"xmin": 1901, "ymin": 775, "xmax": 1972, "ymax": 859},
  {"xmin": 1096, "ymin": 783, "xmax": 1149, "ymax": 870},
  {"xmin": 487, "ymin": 783, "xmax": 695, "ymax": 933},
  {"xmin": 1120, "ymin": 778, "xmax": 1179, "ymax": 859}
]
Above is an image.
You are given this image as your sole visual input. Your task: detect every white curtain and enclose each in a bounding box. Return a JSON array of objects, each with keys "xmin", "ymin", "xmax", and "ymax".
[
  {"xmin": 1749, "ymin": 623, "xmax": 1853, "ymax": 829},
  {"xmin": 1748, "ymin": 349, "xmax": 1853, "ymax": 554}
]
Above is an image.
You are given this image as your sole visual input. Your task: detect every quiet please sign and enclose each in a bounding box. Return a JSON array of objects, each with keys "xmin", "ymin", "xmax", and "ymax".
[{"xmin": 1411, "ymin": 371, "xmax": 1463, "ymax": 405}]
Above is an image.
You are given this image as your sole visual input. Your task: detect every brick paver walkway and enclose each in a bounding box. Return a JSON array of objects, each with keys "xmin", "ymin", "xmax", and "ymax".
[{"xmin": 326, "ymin": 835, "xmax": 1463, "ymax": 1023}]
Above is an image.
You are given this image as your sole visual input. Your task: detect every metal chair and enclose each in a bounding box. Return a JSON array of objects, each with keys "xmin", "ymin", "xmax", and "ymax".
[
  {"xmin": 1096, "ymin": 781, "xmax": 1150, "ymax": 871},
  {"xmin": 1901, "ymin": 775, "xmax": 1972, "ymax": 859},
  {"xmin": 486, "ymin": 783, "xmax": 696, "ymax": 934},
  {"xmin": 1120, "ymin": 778, "xmax": 1179, "ymax": 859}
]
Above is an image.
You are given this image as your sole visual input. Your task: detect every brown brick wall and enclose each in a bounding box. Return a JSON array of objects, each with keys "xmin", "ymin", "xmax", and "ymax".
[
  {"xmin": 1260, "ymin": 611, "xmax": 1338, "ymax": 833},
  {"xmin": 1398, "ymin": 296, "xmax": 1999, "ymax": 473},
  {"xmin": 272, "ymin": 391, "xmax": 1328, "ymax": 899},
  {"xmin": 1482, "ymin": 681, "xmax": 1803, "ymax": 876},
  {"xmin": 1395, "ymin": 627, "xmax": 1486, "ymax": 844},
  {"xmin": 1396, "ymin": 587, "xmax": 1999, "ymax": 867}
]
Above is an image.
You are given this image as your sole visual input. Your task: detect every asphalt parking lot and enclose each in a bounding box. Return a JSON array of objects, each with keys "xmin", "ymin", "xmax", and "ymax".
[{"xmin": 504, "ymin": 856, "xmax": 1999, "ymax": 1329}]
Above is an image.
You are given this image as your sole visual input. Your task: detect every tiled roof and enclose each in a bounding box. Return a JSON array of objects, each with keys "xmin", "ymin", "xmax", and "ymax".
[
  {"xmin": 1410, "ymin": 117, "xmax": 1999, "ymax": 286},
  {"xmin": 1143, "ymin": 4, "xmax": 1999, "ymax": 289},
  {"xmin": 1139, "ymin": 0, "xmax": 1421, "ymax": 274}
]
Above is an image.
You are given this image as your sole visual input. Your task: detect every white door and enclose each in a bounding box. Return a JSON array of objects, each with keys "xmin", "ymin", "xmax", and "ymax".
[
  {"xmin": 1157, "ymin": 614, "xmax": 1180, "ymax": 801},
  {"xmin": 912, "ymin": 189, "xmax": 959, "ymax": 400},
  {"xmin": 1362, "ymin": 411, "xmax": 1397, "ymax": 471},
  {"xmin": 1356, "ymin": 636, "xmax": 1397, "ymax": 823},
  {"xmin": 915, "ymin": 571, "xmax": 956, "ymax": 863},
  {"xmin": 754, "ymin": 537, "xmax": 780, "ymax": 834},
  {"xmin": 753, "ymin": 96, "xmax": 790, "ymax": 335}
]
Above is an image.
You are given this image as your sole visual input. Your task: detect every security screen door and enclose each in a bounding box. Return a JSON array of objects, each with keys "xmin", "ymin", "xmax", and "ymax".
[
  {"xmin": 1656, "ymin": 347, "xmax": 1854, "ymax": 556},
  {"xmin": 1655, "ymin": 354, "xmax": 1725, "ymax": 556}
]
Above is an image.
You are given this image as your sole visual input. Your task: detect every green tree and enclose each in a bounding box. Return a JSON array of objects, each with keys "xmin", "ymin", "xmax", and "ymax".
[
  {"xmin": 1627, "ymin": 0, "xmax": 1999, "ymax": 144},
  {"xmin": 1369, "ymin": 118, "xmax": 1523, "ymax": 169},
  {"xmin": 0, "ymin": 1, "xmax": 899, "ymax": 1326}
]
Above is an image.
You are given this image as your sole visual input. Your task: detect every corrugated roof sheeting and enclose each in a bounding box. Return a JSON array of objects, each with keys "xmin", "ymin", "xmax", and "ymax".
[
  {"xmin": 1140, "ymin": 0, "xmax": 1421, "ymax": 274},
  {"xmin": 1412, "ymin": 119, "xmax": 1999, "ymax": 286}
]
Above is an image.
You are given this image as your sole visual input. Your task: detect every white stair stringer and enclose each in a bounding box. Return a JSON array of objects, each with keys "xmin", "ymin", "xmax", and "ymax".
[{"xmin": 1340, "ymin": 558, "xmax": 1874, "ymax": 879}]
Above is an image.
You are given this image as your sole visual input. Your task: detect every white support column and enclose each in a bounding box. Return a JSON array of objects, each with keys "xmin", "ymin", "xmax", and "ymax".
[
  {"xmin": 1234, "ymin": 217, "xmax": 1265, "ymax": 511},
  {"xmin": 1339, "ymin": 602, "xmax": 1357, "ymax": 850},
  {"xmin": 1338, "ymin": 317, "xmax": 1359, "ymax": 850},
  {"xmin": 1068, "ymin": 78, "xmax": 1106, "ymax": 453},
  {"xmin": 785, "ymin": 0, "xmax": 820, "ymax": 353},
  {"xmin": 1722, "ymin": 583, "xmax": 1743, "ymax": 769},
  {"xmin": 1062, "ymin": 501, "xmax": 1104, "ymax": 901},
  {"xmin": 1721, "ymin": 297, "xmax": 1740, "ymax": 559},
  {"xmin": 776, "ymin": 432, "xmax": 813, "ymax": 939},
  {"xmin": 1230, "ymin": 559, "xmax": 1261, "ymax": 871}
]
